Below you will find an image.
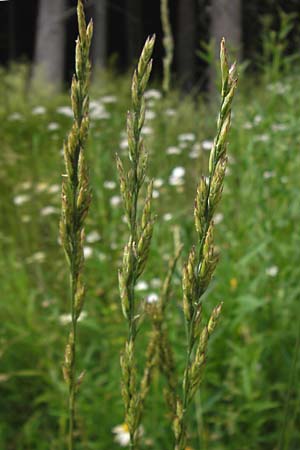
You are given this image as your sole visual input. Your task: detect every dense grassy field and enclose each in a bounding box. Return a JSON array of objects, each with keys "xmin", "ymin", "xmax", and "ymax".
[{"xmin": 0, "ymin": 61, "xmax": 300, "ymax": 450}]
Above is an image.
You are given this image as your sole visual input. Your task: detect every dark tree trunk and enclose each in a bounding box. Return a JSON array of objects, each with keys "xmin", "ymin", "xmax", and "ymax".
[
  {"xmin": 210, "ymin": 0, "xmax": 242, "ymax": 95},
  {"xmin": 33, "ymin": 0, "xmax": 66, "ymax": 91},
  {"xmin": 92, "ymin": 0, "xmax": 107, "ymax": 69},
  {"xmin": 177, "ymin": 0, "xmax": 196, "ymax": 92},
  {"xmin": 126, "ymin": 0, "xmax": 143, "ymax": 64}
]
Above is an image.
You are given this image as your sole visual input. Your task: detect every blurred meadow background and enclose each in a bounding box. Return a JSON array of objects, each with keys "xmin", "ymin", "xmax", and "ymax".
[{"xmin": 1, "ymin": 0, "xmax": 300, "ymax": 449}]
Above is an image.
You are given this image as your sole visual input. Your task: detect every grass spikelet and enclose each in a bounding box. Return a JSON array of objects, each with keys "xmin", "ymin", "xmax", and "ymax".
[
  {"xmin": 172, "ymin": 38, "xmax": 238, "ymax": 450},
  {"xmin": 60, "ymin": 1, "xmax": 93, "ymax": 449},
  {"xmin": 160, "ymin": 0, "xmax": 174, "ymax": 94},
  {"xmin": 117, "ymin": 35, "xmax": 156, "ymax": 450}
]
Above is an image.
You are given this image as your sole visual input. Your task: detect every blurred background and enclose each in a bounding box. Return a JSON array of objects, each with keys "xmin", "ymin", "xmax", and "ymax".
[
  {"xmin": 1, "ymin": 1, "xmax": 300, "ymax": 450},
  {"xmin": 1, "ymin": 0, "xmax": 300, "ymax": 91}
]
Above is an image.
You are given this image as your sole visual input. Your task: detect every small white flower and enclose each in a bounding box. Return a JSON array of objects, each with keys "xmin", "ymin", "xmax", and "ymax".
[
  {"xmin": 163, "ymin": 213, "xmax": 173, "ymax": 221},
  {"xmin": 145, "ymin": 110, "xmax": 156, "ymax": 120},
  {"xmin": 254, "ymin": 115, "xmax": 262, "ymax": 124},
  {"xmin": 201, "ymin": 140, "xmax": 213, "ymax": 151},
  {"xmin": 214, "ymin": 213, "xmax": 224, "ymax": 224},
  {"xmin": 101, "ymin": 95, "xmax": 117, "ymax": 103},
  {"xmin": 146, "ymin": 292, "xmax": 159, "ymax": 304},
  {"xmin": 32, "ymin": 106, "xmax": 46, "ymax": 115},
  {"xmin": 110, "ymin": 195, "xmax": 122, "ymax": 207},
  {"xmin": 120, "ymin": 138, "xmax": 128, "ymax": 149},
  {"xmin": 103, "ymin": 180, "xmax": 117, "ymax": 190},
  {"xmin": 83, "ymin": 246, "xmax": 93, "ymax": 259},
  {"xmin": 166, "ymin": 146, "xmax": 181, "ymax": 155},
  {"xmin": 26, "ymin": 252, "xmax": 46, "ymax": 264},
  {"xmin": 86, "ymin": 230, "xmax": 101, "ymax": 243},
  {"xmin": 48, "ymin": 122, "xmax": 60, "ymax": 131},
  {"xmin": 141, "ymin": 126, "xmax": 153, "ymax": 135},
  {"xmin": 171, "ymin": 167, "xmax": 185, "ymax": 178},
  {"xmin": 13, "ymin": 194, "xmax": 30, "ymax": 205},
  {"xmin": 152, "ymin": 189, "xmax": 160, "ymax": 198},
  {"xmin": 112, "ymin": 424, "xmax": 130, "ymax": 447},
  {"xmin": 59, "ymin": 310, "xmax": 87, "ymax": 325},
  {"xmin": 263, "ymin": 171, "xmax": 275, "ymax": 179},
  {"xmin": 57, "ymin": 106, "xmax": 73, "ymax": 117},
  {"xmin": 40, "ymin": 206, "xmax": 59, "ymax": 216},
  {"xmin": 178, "ymin": 133, "xmax": 196, "ymax": 142},
  {"xmin": 266, "ymin": 265, "xmax": 279, "ymax": 277},
  {"xmin": 154, "ymin": 178, "xmax": 164, "ymax": 188},
  {"xmin": 136, "ymin": 280, "xmax": 149, "ymax": 291},
  {"xmin": 48, "ymin": 184, "xmax": 60, "ymax": 194},
  {"xmin": 145, "ymin": 89, "xmax": 162, "ymax": 100},
  {"xmin": 8, "ymin": 112, "xmax": 23, "ymax": 121}
]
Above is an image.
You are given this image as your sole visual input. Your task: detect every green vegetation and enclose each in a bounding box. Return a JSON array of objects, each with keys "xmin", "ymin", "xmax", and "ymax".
[{"xmin": 1, "ymin": 17, "xmax": 300, "ymax": 450}]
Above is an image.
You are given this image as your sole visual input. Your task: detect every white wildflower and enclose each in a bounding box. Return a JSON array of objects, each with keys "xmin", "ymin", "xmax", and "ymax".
[
  {"xmin": 86, "ymin": 230, "xmax": 101, "ymax": 243},
  {"xmin": 83, "ymin": 246, "xmax": 93, "ymax": 259},
  {"xmin": 166, "ymin": 146, "xmax": 181, "ymax": 155},
  {"xmin": 145, "ymin": 89, "xmax": 162, "ymax": 100},
  {"xmin": 8, "ymin": 112, "xmax": 23, "ymax": 121},
  {"xmin": 101, "ymin": 95, "xmax": 117, "ymax": 103},
  {"xmin": 40, "ymin": 206, "xmax": 59, "ymax": 216},
  {"xmin": 263, "ymin": 171, "xmax": 275, "ymax": 179},
  {"xmin": 32, "ymin": 106, "xmax": 46, "ymax": 115},
  {"xmin": 146, "ymin": 292, "xmax": 159, "ymax": 304},
  {"xmin": 214, "ymin": 213, "xmax": 224, "ymax": 224},
  {"xmin": 152, "ymin": 189, "xmax": 160, "ymax": 198},
  {"xmin": 145, "ymin": 110, "xmax": 156, "ymax": 120},
  {"xmin": 103, "ymin": 180, "xmax": 117, "ymax": 190},
  {"xmin": 59, "ymin": 310, "xmax": 87, "ymax": 325},
  {"xmin": 26, "ymin": 252, "xmax": 46, "ymax": 264},
  {"xmin": 141, "ymin": 126, "xmax": 153, "ymax": 135},
  {"xmin": 57, "ymin": 106, "xmax": 73, "ymax": 117},
  {"xmin": 201, "ymin": 140, "xmax": 213, "ymax": 151},
  {"xmin": 13, "ymin": 194, "xmax": 30, "ymax": 205},
  {"xmin": 112, "ymin": 424, "xmax": 130, "ymax": 447},
  {"xmin": 48, "ymin": 184, "xmax": 60, "ymax": 194},
  {"xmin": 163, "ymin": 213, "xmax": 173, "ymax": 221},
  {"xmin": 266, "ymin": 266, "xmax": 279, "ymax": 277},
  {"xmin": 110, "ymin": 195, "xmax": 122, "ymax": 207},
  {"xmin": 178, "ymin": 133, "xmax": 196, "ymax": 142},
  {"xmin": 48, "ymin": 122, "xmax": 60, "ymax": 131},
  {"xmin": 153, "ymin": 178, "xmax": 164, "ymax": 188},
  {"xmin": 136, "ymin": 280, "xmax": 149, "ymax": 291}
]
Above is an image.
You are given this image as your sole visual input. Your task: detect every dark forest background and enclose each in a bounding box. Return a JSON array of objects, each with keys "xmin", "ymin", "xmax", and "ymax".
[{"xmin": 1, "ymin": 0, "xmax": 300, "ymax": 91}]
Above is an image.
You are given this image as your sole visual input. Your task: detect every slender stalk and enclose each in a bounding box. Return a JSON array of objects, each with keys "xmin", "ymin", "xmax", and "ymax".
[
  {"xmin": 161, "ymin": 0, "xmax": 174, "ymax": 94},
  {"xmin": 60, "ymin": 2, "xmax": 93, "ymax": 449},
  {"xmin": 117, "ymin": 36, "xmax": 156, "ymax": 450},
  {"xmin": 172, "ymin": 39, "xmax": 238, "ymax": 450}
]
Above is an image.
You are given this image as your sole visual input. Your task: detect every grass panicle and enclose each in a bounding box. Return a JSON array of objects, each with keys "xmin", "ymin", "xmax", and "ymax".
[
  {"xmin": 60, "ymin": 1, "xmax": 93, "ymax": 449},
  {"xmin": 160, "ymin": 0, "xmax": 174, "ymax": 94},
  {"xmin": 117, "ymin": 35, "xmax": 156, "ymax": 450},
  {"xmin": 172, "ymin": 38, "xmax": 238, "ymax": 450}
]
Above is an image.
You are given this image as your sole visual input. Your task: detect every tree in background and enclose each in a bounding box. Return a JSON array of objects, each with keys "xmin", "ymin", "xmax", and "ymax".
[
  {"xmin": 209, "ymin": 0, "xmax": 242, "ymax": 94},
  {"xmin": 92, "ymin": 0, "xmax": 107, "ymax": 70},
  {"xmin": 33, "ymin": 0, "xmax": 66, "ymax": 90},
  {"xmin": 177, "ymin": 0, "xmax": 196, "ymax": 91},
  {"xmin": 126, "ymin": 0, "xmax": 143, "ymax": 64}
]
